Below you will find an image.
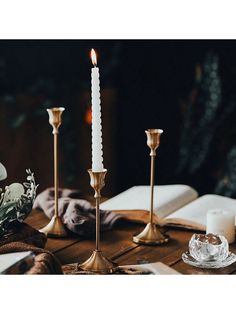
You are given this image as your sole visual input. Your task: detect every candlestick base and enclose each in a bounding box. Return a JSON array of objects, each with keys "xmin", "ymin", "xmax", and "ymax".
[
  {"xmin": 79, "ymin": 250, "xmax": 117, "ymax": 274},
  {"xmin": 133, "ymin": 222, "xmax": 169, "ymax": 245},
  {"xmin": 39, "ymin": 215, "xmax": 67, "ymax": 238}
]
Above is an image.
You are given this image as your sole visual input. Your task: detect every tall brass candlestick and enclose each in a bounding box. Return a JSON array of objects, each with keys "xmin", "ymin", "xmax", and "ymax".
[
  {"xmin": 39, "ymin": 107, "xmax": 67, "ymax": 238},
  {"xmin": 79, "ymin": 169, "xmax": 117, "ymax": 274},
  {"xmin": 133, "ymin": 129, "xmax": 169, "ymax": 245}
]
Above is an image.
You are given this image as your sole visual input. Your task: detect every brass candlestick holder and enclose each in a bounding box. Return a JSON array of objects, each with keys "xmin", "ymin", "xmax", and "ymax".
[
  {"xmin": 40, "ymin": 107, "xmax": 67, "ymax": 238},
  {"xmin": 79, "ymin": 169, "xmax": 117, "ymax": 274},
  {"xmin": 133, "ymin": 129, "xmax": 169, "ymax": 245}
]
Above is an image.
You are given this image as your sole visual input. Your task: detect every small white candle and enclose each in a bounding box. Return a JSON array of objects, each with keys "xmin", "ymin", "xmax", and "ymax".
[
  {"xmin": 91, "ymin": 48, "xmax": 104, "ymax": 172},
  {"xmin": 206, "ymin": 209, "xmax": 235, "ymax": 244}
]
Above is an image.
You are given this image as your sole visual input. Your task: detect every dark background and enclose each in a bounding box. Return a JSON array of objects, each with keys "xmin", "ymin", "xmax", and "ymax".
[{"xmin": 0, "ymin": 40, "xmax": 236, "ymax": 198}]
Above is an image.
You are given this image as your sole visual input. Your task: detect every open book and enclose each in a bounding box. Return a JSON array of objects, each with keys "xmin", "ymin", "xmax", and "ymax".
[{"xmin": 100, "ymin": 185, "xmax": 236, "ymax": 230}]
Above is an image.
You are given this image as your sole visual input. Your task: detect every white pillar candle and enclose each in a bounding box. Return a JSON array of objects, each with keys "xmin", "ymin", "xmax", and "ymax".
[
  {"xmin": 206, "ymin": 209, "xmax": 235, "ymax": 244},
  {"xmin": 91, "ymin": 48, "xmax": 104, "ymax": 172}
]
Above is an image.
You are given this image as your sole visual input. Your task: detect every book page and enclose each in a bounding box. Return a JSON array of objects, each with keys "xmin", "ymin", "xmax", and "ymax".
[
  {"xmin": 118, "ymin": 262, "xmax": 180, "ymax": 275},
  {"xmin": 165, "ymin": 194, "xmax": 236, "ymax": 230},
  {"xmin": 0, "ymin": 251, "xmax": 34, "ymax": 274},
  {"xmin": 101, "ymin": 185, "xmax": 198, "ymax": 219}
]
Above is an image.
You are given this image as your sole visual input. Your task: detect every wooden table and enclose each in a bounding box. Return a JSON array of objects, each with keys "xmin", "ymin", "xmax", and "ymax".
[{"xmin": 26, "ymin": 209, "xmax": 236, "ymax": 274}]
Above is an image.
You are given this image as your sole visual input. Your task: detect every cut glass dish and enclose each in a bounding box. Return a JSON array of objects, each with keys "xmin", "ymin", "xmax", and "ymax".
[
  {"xmin": 182, "ymin": 233, "xmax": 236, "ymax": 269},
  {"xmin": 182, "ymin": 251, "xmax": 236, "ymax": 269}
]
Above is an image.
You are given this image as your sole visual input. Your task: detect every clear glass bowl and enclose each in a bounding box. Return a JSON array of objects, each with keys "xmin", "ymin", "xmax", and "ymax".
[{"xmin": 189, "ymin": 233, "xmax": 229, "ymax": 262}]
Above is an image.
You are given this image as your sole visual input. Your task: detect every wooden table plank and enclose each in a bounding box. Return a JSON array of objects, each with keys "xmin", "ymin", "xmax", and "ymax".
[
  {"xmin": 25, "ymin": 209, "xmax": 81, "ymax": 253},
  {"xmin": 55, "ymin": 222, "xmax": 140, "ymax": 265},
  {"xmin": 25, "ymin": 209, "xmax": 48, "ymax": 227},
  {"xmin": 25, "ymin": 209, "xmax": 236, "ymax": 274},
  {"xmin": 160, "ymin": 247, "xmax": 188, "ymax": 266},
  {"xmin": 114, "ymin": 228, "xmax": 192, "ymax": 266}
]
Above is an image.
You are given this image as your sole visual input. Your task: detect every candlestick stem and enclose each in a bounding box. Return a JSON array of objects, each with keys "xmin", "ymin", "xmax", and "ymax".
[
  {"xmin": 39, "ymin": 108, "xmax": 67, "ymax": 238},
  {"xmin": 133, "ymin": 129, "xmax": 169, "ymax": 245},
  {"xmin": 54, "ymin": 132, "xmax": 59, "ymax": 217},
  {"xmin": 150, "ymin": 155, "xmax": 155, "ymax": 224},
  {"xmin": 95, "ymin": 197, "xmax": 100, "ymax": 251},
  {"xmin": 79, "ymin": 169, "xmax": 117, "ymax": 274}
]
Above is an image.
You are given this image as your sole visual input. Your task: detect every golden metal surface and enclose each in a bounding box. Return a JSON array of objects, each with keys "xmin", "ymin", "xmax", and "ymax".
[
  {"xmin": 39, "ymin": 107, "xmax": 67, "ymax": 238},
  {"xmin": 79, "ymin": 250, "xmax": 117, "ymax": 274},
  {"xmin": 133, "ymin": 129, "xmax": 169, "ymax": 246},
  {"xmin": 145, "ymin": 128, "xmax": 163, "ymax": 156},
  {"xmin": 39, "ymin": 215, "xmax": 67, "ymax": 238},
  {"xmin": 133, "ymin": 222, "xmax": 169, "ymax": 245},
  {"xmin": 79, "ymin": 169, "xmax": 118, "ymax": 274},
  {"xmin": 87, "ymin": 169, "xmax": 107, "ymax": 199},
  {"xmin": 47, "ymin": 107, "xmax": 65, "ymax": 134}
]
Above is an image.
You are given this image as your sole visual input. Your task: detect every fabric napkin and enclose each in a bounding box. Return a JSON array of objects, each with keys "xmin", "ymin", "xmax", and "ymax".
[
  {"xmin": 0, "ymin": 221, "xmax": 62, "ymax": 274},
  {"xmin": 33, "ymin": 188, "xmax": 122, "ymax": 237}
]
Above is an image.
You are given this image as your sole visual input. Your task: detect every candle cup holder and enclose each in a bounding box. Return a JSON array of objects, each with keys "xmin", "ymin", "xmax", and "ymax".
[
  {"xmin": 79, "ymin": 169, "xmax": 117, "ymax": 274},
  {"xmin": 39, "ymin": 107, "xmax": 67, "ymax": 238},
  {"xmin": 133, "ymin": 129, "xmax": 169, "ymax": 245}
]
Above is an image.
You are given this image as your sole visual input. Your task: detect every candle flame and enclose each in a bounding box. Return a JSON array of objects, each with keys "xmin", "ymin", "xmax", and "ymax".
[{"xmin": 91, "ymin": 48, "xmax": 97, "ymax": 66}]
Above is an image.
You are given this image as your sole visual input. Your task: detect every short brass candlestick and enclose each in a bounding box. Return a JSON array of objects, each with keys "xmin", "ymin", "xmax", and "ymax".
[
  {"xmin": 133, "ymin": 129, "xmax": 169, "ymax": 245},
  {"xmin": 79, "ymin": 169, "xmax": 117, "ymax": 274},
  {"xmin": 40, "ymin": 107, "xmax": 67, "ymax": 238}
]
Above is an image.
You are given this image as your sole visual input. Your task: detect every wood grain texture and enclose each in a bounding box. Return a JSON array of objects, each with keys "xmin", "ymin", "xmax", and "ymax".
[{"xmin": 26, "ymin": 209, "xmax": 236, "ymax": 274}]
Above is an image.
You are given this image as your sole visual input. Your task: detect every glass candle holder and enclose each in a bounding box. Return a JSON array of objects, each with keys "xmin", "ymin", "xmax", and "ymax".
[{"xmin": 189, "ymin": 233, "xmax": 229, "ymax": 262}]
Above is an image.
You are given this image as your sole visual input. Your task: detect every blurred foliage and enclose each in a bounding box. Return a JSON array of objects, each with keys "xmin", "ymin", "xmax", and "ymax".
[
  {"xmin": 215, "ymin": 147, "xmax": 236, "ymax": 196},
  {"xmin": 177, "ymin": 52, "xmax": 222, "ymax": 174},
  {"xmin": 177, "ymin": 51, "xmax": 236, "ymax": 197}
]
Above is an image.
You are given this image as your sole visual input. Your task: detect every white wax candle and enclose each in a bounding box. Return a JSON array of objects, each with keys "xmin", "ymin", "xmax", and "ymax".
[
  {"xmin": 91, "ymin": 49, "xmax": 104, "ymax": 172},
  {"xmin": 206, "ymin": 209, "xmax": 235, "ymax": 244}
]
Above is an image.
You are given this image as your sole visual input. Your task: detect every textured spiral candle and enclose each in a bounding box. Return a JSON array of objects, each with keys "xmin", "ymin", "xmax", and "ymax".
[
  {"xmin": 91, "ymin": 48, "xmax": 104, "ymax": 172},
  {"xmin": 78, "ymin": 49, "xmax": 117, "ymax": 274}
]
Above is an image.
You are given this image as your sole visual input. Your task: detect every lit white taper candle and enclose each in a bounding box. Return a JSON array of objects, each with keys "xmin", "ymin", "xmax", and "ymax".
[{"xmin": 91, "ymin": 48, "xmax": 104, "ymax": 172}]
